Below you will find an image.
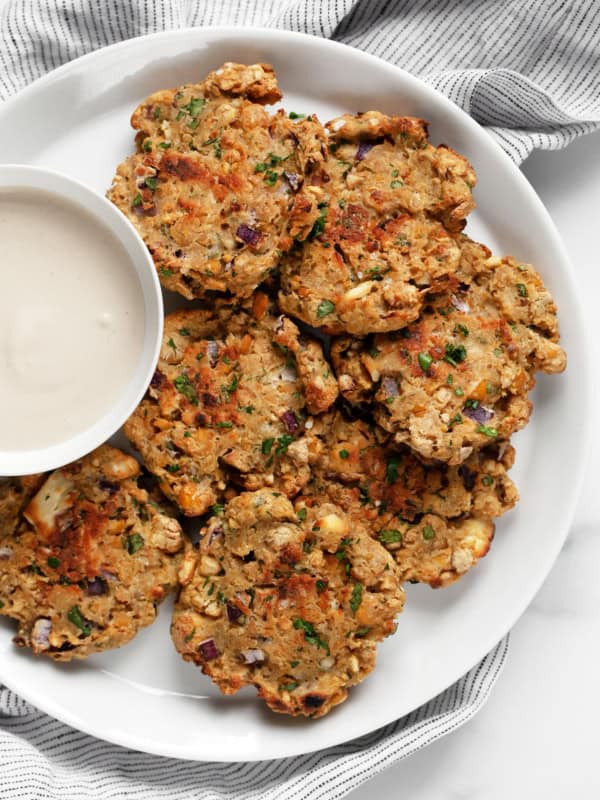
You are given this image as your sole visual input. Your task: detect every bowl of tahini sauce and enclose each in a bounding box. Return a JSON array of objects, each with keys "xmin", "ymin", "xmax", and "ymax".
[{"xmin": 0, "ymin": 165, "xmax": 163, "ymax": 476}]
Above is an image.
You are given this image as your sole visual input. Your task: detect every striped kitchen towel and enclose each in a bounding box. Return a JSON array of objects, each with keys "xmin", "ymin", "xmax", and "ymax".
[{"xmin": 0, "ymin": 2, "xmax": 598, "ymax": 798}]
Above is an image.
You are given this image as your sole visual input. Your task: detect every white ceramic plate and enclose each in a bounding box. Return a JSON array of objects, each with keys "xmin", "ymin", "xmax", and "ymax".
[{"xmin": 0, "ymin": 27, "xmax": 590, "ymax": 762}]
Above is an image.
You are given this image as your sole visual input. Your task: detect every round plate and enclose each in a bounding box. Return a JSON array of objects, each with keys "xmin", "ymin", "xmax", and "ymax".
[{"xmin": 0, "ymin": 27, "xmax": 590, "ymax": 762}]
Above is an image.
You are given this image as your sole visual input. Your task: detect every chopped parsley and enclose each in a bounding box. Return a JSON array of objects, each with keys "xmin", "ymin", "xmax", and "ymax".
[
  {"xmin": 68, "ymin": 605, "xmax": 91, "ymax": 637},
  {"xmin": 292, "ymin": 618, "xmax": 329, "ymax": 654},
  {"xmin": 444, "ymin": 343, "xmax": 467, "ymax": 366},
  {"xmin": 309, "ymin": 203, "xmax": 328, "ymax": 240},
  {"xmin": 132, "ymin": 193, "xmax": 142, "ymax": 207},
  {"xmin": 167, "ymin": 337, "xmax": 177, "ymax": 351},
  {"xmin": 339, "ymin": 449, "xmax": 349, "ymax": 459},
  {"xmin": 173, "ymin": 374, "xmax": 199, "ymax": 405},
  {"xmin": 222, "ymin": 374, "xmax": 239, "ymax": 396},
  {"xmin": 216, "ymin": 421, "xmax": 233, "ymax": 429},
  {"xmin": 211, "ymin": 504, "xmax": 225, "ymax": 516},
  {"xmin": 144, "ymin": 176, "xmax": 158, "ymax": 191},
  {"xmin": 454, "ymin": 387, "xmax": 464, "ymax": 397},
  {"xmin": 47, "ymin": 556, "xmax": 61, "ymax": 569},
  {"xmin": 159, "ymin": 267, "xmax": 173, "ymax": 277},
  {"xmin": 262, "ymin": 438, "xmax": 275, "ymax": 455},
  {"xmin": 418, "ymin": 352, "xmax": 433, "ymax": 372},
  {"xmin": 482, "ymin": 475, "xmax": 495, "ymax": 486},
  {"xmin": 180, "ymin": 97, "xmax": 206, "ymax": 119},
  {"xmin": 350, "ymin": 583, "xmax": 363, "ymax": 615},
  {"xmin": 386, "ymin": 455, "xmax": 401, "ymax": 485},
  {"xmin": 158, "ymin": 141, "xmax": 171, "ymax": 149},
  {"xmin": 289, "ymin": 111, "xmax": 306, "ymax": 120},
  {"xmin": 378, "ymin": 529, "xmax": 403, "ymax": 544},
  {"xmin": 316, "ymin": 579, "xmax": 327, "ymax": 593},
  {"xmin": 316, "ymin": 299, "xmax": 335, "ymax": 318},
  {"xmin": 390, "ymin": 179, "xmax": 404, "ymax": 189},
  {"xmin": 165, "ymin": 464, "xmax": 180, "ymax": 474},
  {"xmin": 477, "ymin": 424, "xmax": 499, "ymax": 438},
  {"xmin": 297, "ymin": 507, "xmax": 307, "ymax": 522},
  {"xmin": 125, "ymin": 533, "xmax": 145, "ymax": 555},
  {"xmin": 422, "ymin": 524, "xmax": 436, "ymax": 540},
  {"xmin": 276, "ymin": 434, "xmax": 294, "ymax": 456},
  {"xmin": 454, "ymin": 323, "xmax": 469, "ymax": 337},
  {"xmin": 516, "ymin": 283, "xmax": 528, "ymax": 298},
  {"xmin": 142, "ymin": 139, "xmax": 152, "ymax": 152},
  {"xmin": 282, "ymin": 681, "xmax": 299, "ymax": 692}
]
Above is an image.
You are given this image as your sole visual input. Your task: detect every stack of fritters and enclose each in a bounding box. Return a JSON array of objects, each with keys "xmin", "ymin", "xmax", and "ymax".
[{"xmin": 1, "ymin": 62, "xmax": 566, "ymax": 719}]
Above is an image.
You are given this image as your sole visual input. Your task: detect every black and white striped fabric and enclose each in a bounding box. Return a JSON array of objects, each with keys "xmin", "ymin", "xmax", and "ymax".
[{"xmin": 0, "ymin": 1, "xmax": 597, "ymax": 796}]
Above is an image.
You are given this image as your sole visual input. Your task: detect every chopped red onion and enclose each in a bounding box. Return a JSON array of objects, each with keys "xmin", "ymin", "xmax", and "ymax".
[
  {"xmin": 32, "ymin": 618, "xmax": 52, "ymax": 650},
  {"xmin": 241, "ymin": 648, "xmax": 265, "ymax": 664},
  {"xmin": 283, "ymin": 171, "xmax": 301, "ymax": 191},
  {"xmin": 198, "ymin": 638, "xmax": 219, "ymax": 660},
  {"xmin": 280, "ymin": 410, "xmax": 299, "ymax": 433},
  {"xmin": 0, "ymin": 546, "xmax": 13, "ymax": 559},
  {"xmin": 100, "ymin": 570, "xmax": 117, "ymax": 581},
  {"xmin": 236, "ymin": 223, "xmax": 261, "ymax": 247},
  {"xmin": 463, "ymin": 404, "xmax": 494, "ymax": 424},
  {"xmin": 150, "ymin": 370, "xmax": 163, "ymax": 389},
  {"xmin": 451, "ymin": 294, "xmax": 470, "ymax": 313},
  {"xmin": 207, "ymin": 340, "xmax": 219, "ymax": 367},
  {"xmin": 99, "ymin": 480, "xmax": 119, "ymax": 494},
  {"xmin": 207, "ymin": 525, "xmax": 223, "ymax": 546},
  {"xmin": 382, "ymin": 376, "xmax": 399, "ymax": 397},
  {"xmin": 133, "ymin": 203, "xmax": 157, "ymax": 217},
  {"xmin": 86, "ymin": 577, "xmax": 108, "ymax": 596},
  {"xmin": 356, "ymin": 141, "xmax": 374, "ymax": 161},
  {"xmin": 279, "ymin": 365, "xmax": 297, "ymax": 382},
  {"xmin": 226, "ymin": 604, "xmax": 242, "ymax": 623}
]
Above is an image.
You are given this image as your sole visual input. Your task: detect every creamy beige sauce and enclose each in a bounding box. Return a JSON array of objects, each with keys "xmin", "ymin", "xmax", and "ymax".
[{"xmin": 0, "ymin": 188, "xmax": 145, "ymax": 451}]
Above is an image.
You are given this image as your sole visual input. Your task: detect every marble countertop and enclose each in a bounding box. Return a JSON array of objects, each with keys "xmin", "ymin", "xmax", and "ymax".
[{"xmin": 349, "ymin": 129, "xmax": 600, "ymax": 800}]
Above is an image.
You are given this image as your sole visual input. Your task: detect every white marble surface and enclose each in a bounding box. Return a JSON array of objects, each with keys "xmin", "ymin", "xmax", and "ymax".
[{"xmin": 349, "ymin": 129, "xmax": 600, "ymax": 800}]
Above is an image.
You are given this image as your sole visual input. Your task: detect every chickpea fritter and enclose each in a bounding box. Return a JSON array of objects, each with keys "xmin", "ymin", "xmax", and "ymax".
[
  {"xmin": 333, "ymin": 237, "xmax": 566, "ymax": 464},
  {"xmin": 278, "ymin": 110, "xmax": 476, "ymax": 335},
  {"xmin": 171, "ymin": 489, "xmax": 404, "ymax": 717},
  {"xmin": 0, "ymin": 446, "xmax": 183, "ymax": 660},
  {"xmin": 108, "ymin": 62, "xmax": 327, "ymax": 300},
  {"xmin": 124, "ymin": 294, "xmax": 338, "ymax": 516},
  {"xmin": 304, "ymin": 413, "xmax": 518, "ymax": 587}
]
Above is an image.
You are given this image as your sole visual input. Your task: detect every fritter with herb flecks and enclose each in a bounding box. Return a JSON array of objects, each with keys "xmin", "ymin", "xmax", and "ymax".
[
  {"xmin": 108, "ymin": 62, "xmax": 327, "ymax": 300},
  {"xmin": 124, "ymin": 294, "xmax": 338, "ymax": 516},
  {"xmin": 278, "ymin": 110, "xmax": 476, "ymax": 335},
  {"xmin": 171, "ymin": 488, "xmax": 404, "ymax": 717},
  {"xmin": 302, "ymin": 412, "xmax": 518, "ymax": 587},
  {"xmin": 332, "ymin": 237, "xmax": 566, "ymax": 464},
  {"xmin": 0, "ymin": 446, "xmax": 183, "ymax": 660}
]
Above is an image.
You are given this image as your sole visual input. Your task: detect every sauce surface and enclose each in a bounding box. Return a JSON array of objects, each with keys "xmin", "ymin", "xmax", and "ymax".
[{"xmin": 0, "ymin": 188, "xmax": 145, "ymax": 451}]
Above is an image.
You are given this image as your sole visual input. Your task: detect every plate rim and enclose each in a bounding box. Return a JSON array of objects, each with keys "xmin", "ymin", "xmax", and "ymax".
[{"xmin": 0, "ymin": 25, "xmax": 593, "ymax": 761}]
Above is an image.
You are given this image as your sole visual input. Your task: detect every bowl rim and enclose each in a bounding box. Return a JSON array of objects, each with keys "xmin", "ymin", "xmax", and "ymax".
[{"xmin": 0, "ymin": 163, "xmax": 163, "ymax": 476}]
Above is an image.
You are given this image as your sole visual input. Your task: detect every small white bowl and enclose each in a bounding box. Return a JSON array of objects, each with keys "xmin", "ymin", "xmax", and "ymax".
[{"xmin": 0, "ymin": 165, "xmax": 163, "ymax": 476}]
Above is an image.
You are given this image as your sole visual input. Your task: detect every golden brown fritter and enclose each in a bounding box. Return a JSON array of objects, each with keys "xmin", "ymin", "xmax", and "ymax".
[
  {"xmin": 108, "ymin": 62, "xmax": 327, "ymax": 300},
  {"xmin": 333, "ymin": 237, "xmax": 566, "ymax": 464},
  {"xmin": 303, "ymin": 413, "xmax": 518, "ymax": 587},
  {"xmin": 0, "ymin": 474, "xmax": 46, "ymax": 537},
  {"xmin": 0, "ymin": 446, "xmax": 183, "ymax": 661},
  {"xmin": 124, "ymin": 294, "xmax": 338, "ymax": 516},
  {"xmin": 171, "ymin": 489, "xmax": 404, "ymax": 717},
  {"xmin": 278, "ymin": 110, "xmax": 476, "ymax": 335}
]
